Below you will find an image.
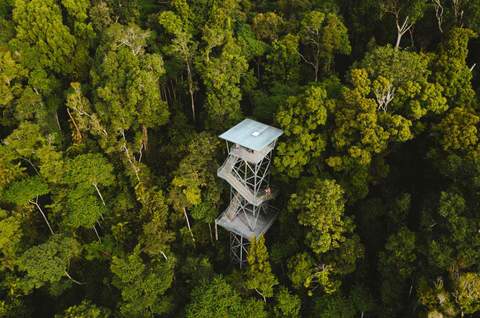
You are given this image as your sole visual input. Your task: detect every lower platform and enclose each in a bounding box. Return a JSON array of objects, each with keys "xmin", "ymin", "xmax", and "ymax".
[{"xmin": 215, "ymin": 207, "xmax": 278, "ymax": 240}]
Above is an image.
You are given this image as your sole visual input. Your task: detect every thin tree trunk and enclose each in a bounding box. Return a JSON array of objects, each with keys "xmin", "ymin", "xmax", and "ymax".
[
  {"xmin": 183, "ymin": 207, "xmax": 195, "ymax": 242},
  {"xmin": 255, "ymin": 289, "xmax": 266, "ymax": 302},
  {"xmin": 121, "ymin": 131, "xmax": 140, "ymax": 182},
  {"xmin": 395, "ymin": 16, "xmax": 414, "ymax": 50},
  {"xmin": 186, "ymin": 61, "xmax": 196, "ymax": 122},
  {"xmin": 20, "ymin": 157, "xmax": 39, "ymax": 175},
  {"xmin": 67, "ymin": 107, "xmax": 82, "ymax": 142},
  {"xmin": 170, "ymin": 79, "xmax": 177, "ymax": 102},
  {"xmin": 93, "ymin": 183, "xmax": 106, "ymax": 206},
  {"xmin": 64, "ymin": 270, "xmax": 84, "ymax": 285},
  {"xmin": 30, "ymin": 198, "xmax": 54, "ymax": 235},
  {"xmin": 93, "ymin": 224, "xmax": 101, "ymax": 242},
  {"xmin": 55, "ymin": 111, "xmax": 62, "ymax": 131},
  {"xmin": 142, "ymin": 125, "xmax": 148, "ymax": 151},
  {"xmin": 395, "ymin": 32, "xmax": 402, "ymax": 49},
  {"xmin": 208, "ymin": 223, "xmax": 214, "ymax": 245},
  {"xmin": 432, "ymin": 0, "xmax": 444, "ymax": 33}
]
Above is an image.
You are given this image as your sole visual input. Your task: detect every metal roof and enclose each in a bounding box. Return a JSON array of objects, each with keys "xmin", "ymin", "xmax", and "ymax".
[{"xmin": 219, "ymin": 118, "xmax": 283, "ymax": 151}]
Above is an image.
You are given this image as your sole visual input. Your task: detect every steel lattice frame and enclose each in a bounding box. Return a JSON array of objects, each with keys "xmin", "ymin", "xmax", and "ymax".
[
  {"xmin": 230, "ymin": 232, "xmax": 249, "ymax": 268},
  {"xmin": 223, "ymin": 141, "xmax": 276, "ymax": 265}
]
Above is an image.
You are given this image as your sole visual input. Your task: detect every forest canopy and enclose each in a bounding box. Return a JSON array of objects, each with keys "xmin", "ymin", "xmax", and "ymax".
[{"xmin": 1, "ymin": 0, "xmax": 480, "ymax": 317}]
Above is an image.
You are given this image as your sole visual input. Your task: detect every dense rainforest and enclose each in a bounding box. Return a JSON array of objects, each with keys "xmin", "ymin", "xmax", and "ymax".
[{"xmin": 2, "ymin": 0, "xmax": 480, "ymax": 317}]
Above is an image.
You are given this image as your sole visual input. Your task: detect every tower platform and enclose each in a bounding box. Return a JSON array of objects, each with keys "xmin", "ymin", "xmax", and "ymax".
[{"xmin": 215, "ymin": 207, "xmax": 278, "ymax": 240}]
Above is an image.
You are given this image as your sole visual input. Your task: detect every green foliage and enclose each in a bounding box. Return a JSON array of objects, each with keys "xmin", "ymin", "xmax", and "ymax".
[
  {"xmin": 300, "ymin": 10, "xmax": 351, "ymax": 79},
  {"xmin": 246, "ymin": 236, "xmax": 278, "ymax": 300},
  {"xmin": 436, "ymin": 107, "xmax": 480, "ymax": 152},
  {"xmin": 11, "ymin": 0, "xmax": 76, "ymax": 73},
  {"xmin": 169, "ymin": 133, "xmax": 221, "ymax": 223},
  {"xmin": 275, "ymin": 84, "xmax": 333, "ymax": 178},
  {"xmin": 65, "ymin": 153, "xmax": 114, "ymax": 188},
  {"xmin": 434, "ymin": 28, "xmax": 477, "ymax": 108},
  {"xmin": 417, "ymin": 277, "xmax": 459, "ymax": 318},
  {"xmin": 111, "ymin": 247, "xmax": 175, "ymax": 317},
  {"xmin": 455, "ymin": 272, "xmax": 480, "ymax": 314},
  {"xmin": 3, "ymin": 1, "xmax": 480, "ymax": 317},
  {"xmin": 265, "ymin": 34, "xmax": 300, "ymax": 84},
  {"xmin": 274, "ymin": 287, "xmax": 301, "ymax": 318},
  {"xmin": 0, "ymin": 209, "xmax": 22, "ymax": 270},
  {"xmin": 289, "ymin": 179, "xmax": 351, "ymax": 254},
  {"xmin": 0, "ymin": 49, "xmax": 26, "ymax": 107},
  {"xmin": 92, "ymin": 23, "xmax": 169, "ymax": 133},
  {"xmin": 252, "ymin": 12, "xmax": 285, "ymax": 42},
  {"xmin": 312, "ymin": 293, "xmax": 355, "ymax": 318},
  {"xmin": 56, "ymin": 300, "xmax": 110, "ymax": 318},
  {"xmin": 197, "ymin": 34, "xmax": 248, "ymax": 131},
  {"xmin": 16, "ymin": 235, "xmax": 81, "ymax": 291},
  {"xmin": 66, "ymin": 185, "xmax": 105, "ymax": 228},
  {"xmin": 186, "ymin": 276, "xmax": 267, "ymax": 318},
  {"xmin": 2, "ymin": 176, "xmax": 48, "ymax": 205},
  {"xmin": 137, "ymin": 186, "xmax": 174, "ymax": 258},
  {"xmin": 380, "ymin": 227, "xmax": 416, "ymax": 279},
  {"xmin": 379, "ymin": 227, "xmax": 417, "ymax": 315}
]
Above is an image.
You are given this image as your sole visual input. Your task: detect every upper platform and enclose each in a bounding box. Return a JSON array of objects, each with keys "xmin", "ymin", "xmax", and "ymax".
[{"xmin": 219, "ymin": 119, "xmax": 283, "ymax": 151}]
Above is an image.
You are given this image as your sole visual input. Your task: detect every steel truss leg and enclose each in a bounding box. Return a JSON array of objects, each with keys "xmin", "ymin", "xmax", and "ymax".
[{"xmin": 230, "ymin": 232, "xmax": 249, "ymax": 268}]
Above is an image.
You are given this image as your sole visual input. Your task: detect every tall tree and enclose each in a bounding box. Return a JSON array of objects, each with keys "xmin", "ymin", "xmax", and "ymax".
[
  {"xmin": 110, "ymin": 246, "xmax": 175, "ymax": 317},
  {"xmin": 274, "ymin": 83, "xmax": 336, "ymax": 178},
  {"xmin": 433, "ymin": 27, "xmax": 477, "ymax": 108},
  {"xmin": 169, "ymin": 133, "xmax": 221, "ymax": 242},
  {"xmin": 16, "ymin": 234, "xmax": 82, "ymax": 292},
  {"xmin": 299, "ymin": 11, "xmax": 351, "ymax": 80},
  {"xmin": 186, "ymin": 276, "xmax": 267, "ymax": 318},
  {"xmin": 246, "ymin": 236, "xmax": 278, "ymax": 302},
  {"xmin": 196, "ymin": 0, "xmax": 248, "ymax": 131},
  {"xmin": 159, "ymin": 0, "xmax": 199, "ymax": 122},
  {"xmin": 288, "ymin": 179, "xmax": 363, "ymax": 294},
  {"xmin": 92, "ymin": 23, "xmax": 170, "ymax": 152},
  {"xmin": 379, "ymin": 0, "xmax": 427, "ymax": 49}
]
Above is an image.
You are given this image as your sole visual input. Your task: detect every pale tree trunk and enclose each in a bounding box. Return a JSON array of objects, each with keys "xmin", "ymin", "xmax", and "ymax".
[
  {"xmin": 452, "ymin": 0, "xmax": 464, "ymax": 25},
  {"xmin": 55, "ymin": 111, "xmax": 62, "ymax": 131},
  {"xmin": 121, "ymin": 130, "xmax": 140, "ymax": 182},
  {"xmin": 208, "ymin": 223, "xmax": 214, "ymax": 245},
  {"xmin": 20, "ymin": 157, "xmax": 39, "ymax": 175},
  {"xmin": 255, "ymin": 289, "xmax": 266, "ymax": 303},
  {"xmin": 93, "ymin": 224, "xmax": 101, "ymax": 242},
  {"xmin": 142, "ymin": 125, "xmax": 148, "ymax": 152},
  {"xmin": 29, "ymin": 197, "xmax": 54, "ymax": 235},
  {"xmin": 93, "ymin": 183, "xmax": 106, "ymax": 206},
  {"xmin": 432, "ymin": 0, "xmax": 444, "ymax": 33},
  {"xmin": 186, "ymin": 61, "xmax": 196, "ymax": 122},
  {"xmin": 299, "ymin": 52, "xmax": 319, "ymax": 82},
  {"xmin": 67, "ymin": 107, "xmax": 83, "ymax": 142},
  {"xmin": 374, "ymin": 83, "xmax": 396, "ymax": 112},
  {"xmin": 64, "ymin": 270, "xmax": 84, "ymax": 285},
  {"xmin": 395, "ymin": 15, "xmax": 414, "ymax": 50},
  {"xmin": 183, "ymin": 207, "xmax": 195, "ymax": 243}
]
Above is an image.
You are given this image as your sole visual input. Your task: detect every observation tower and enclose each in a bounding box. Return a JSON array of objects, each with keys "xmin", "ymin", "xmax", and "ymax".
[{"xmin": 215, "ymin": 119, "xmax": 283, "ymax": 267}]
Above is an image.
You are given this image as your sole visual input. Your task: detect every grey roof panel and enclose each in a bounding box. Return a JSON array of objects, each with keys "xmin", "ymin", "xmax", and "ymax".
[{"xmin": 219, "ymin": 118, "xmax": 283, "ymax": 151}]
